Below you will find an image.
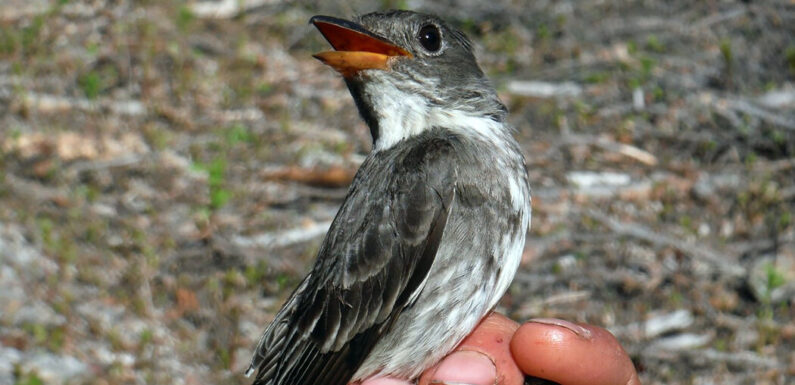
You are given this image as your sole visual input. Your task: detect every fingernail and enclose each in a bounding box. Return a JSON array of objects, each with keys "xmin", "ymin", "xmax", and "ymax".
[
  {"xmin": 429, "ymin": 350, "xmax": 496, "ymax": 385},
  {"xmin": 528, "ymin": 318, "xmax": 592, "ymax": 339}
]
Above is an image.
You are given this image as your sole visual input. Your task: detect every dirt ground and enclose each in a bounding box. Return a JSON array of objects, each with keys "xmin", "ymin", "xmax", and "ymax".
[{"xmin": 1, "ymin": 1, "xmax": 793, "ymax": 384}]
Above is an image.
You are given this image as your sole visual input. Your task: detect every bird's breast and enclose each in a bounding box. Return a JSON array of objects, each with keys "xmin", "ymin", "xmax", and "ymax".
[{"xmin": 353, "ymin": 134, "xmax": 531, "ymax": 381}]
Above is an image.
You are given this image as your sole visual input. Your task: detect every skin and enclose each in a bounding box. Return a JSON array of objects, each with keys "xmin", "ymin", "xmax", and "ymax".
[{"xmin": 355, "ymin": 313, "xmax": 641, "ymax": 385}]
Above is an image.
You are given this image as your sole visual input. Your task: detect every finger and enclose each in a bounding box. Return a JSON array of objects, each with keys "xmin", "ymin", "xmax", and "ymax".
[
  {"xmin": 418, "ymin": 313, "xmax": 524, "ymax": 385},
  {"xmin": 357, "ymin": 377, "xmax": 413, "ymax": 385},
  {"xmin": 511, "ymin": 318, "xmax": 641, "ymax": 385}
]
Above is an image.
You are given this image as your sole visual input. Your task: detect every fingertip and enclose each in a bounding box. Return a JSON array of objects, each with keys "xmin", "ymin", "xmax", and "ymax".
[
  {"xmin": 357, "ymin": 377, "xmax": 413, "ymax": 385},
  {"xmin": 418, "ymin": 350, "xmax": 496, "ymax": 385},
  {"xmin": 419, "ymin": 313, "xmax": 523, "ymax": 385},
  {"xmin": 628, "ymin": 371, "xmax": 642, "ymax": 385},
  {"xmin": 511, "ymin": 320, "xmax": 638, "ymax": 385},
  {"xmin": 474, "ymin": 312, "xmax": 521, "ymax": 335}
]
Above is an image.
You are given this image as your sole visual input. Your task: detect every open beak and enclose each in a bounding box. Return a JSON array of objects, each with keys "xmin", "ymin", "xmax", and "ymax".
[{"xmin": 310, "ymin": 15, "xmax": 412, "ymax": 78}]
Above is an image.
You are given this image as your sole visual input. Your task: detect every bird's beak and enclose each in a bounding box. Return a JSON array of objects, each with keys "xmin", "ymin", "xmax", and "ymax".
[{"xmin": 311, "ymin": 15, "xmax": 412, "ymax": 77}]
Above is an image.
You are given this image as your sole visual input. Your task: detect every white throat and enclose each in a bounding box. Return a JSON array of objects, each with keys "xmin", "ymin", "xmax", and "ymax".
[{"xmin": 362, "ymin": 76, "xmax": 507, "ymax": 151}]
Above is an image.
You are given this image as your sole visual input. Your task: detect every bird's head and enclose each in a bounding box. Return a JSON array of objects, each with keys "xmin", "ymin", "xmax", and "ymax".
[{"xmin": 311, "ymin": 10, "xmax": 508, "ymax": 151}]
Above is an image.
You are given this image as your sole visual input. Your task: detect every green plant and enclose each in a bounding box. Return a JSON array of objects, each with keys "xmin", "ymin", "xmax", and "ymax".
[
  {"xmin": 719, "ymin": 38, "xmax": 733, "ymax": 64},
  {"xmin": 584, "ymin": 71, "xmax": 609, "ymax": 84},
  {"xmin": 380, "ymin": 0, "xmax": 408, "ymax": 10},
  {"xmin": 627, "ymin": 40, "xmax": 637, "ymax": 55},
  {"xmin": 764, "ymin": 262, "xmax": 785, "ymax": 293},
  {"xmin": 13, "ymin": 369, "xmax": 44, "ymax": 385},
  {"xmin": 536, "ymin": 24, "xmax": 549, "ymax": 40},
  {"xmin": 244, "ymin": 261, "xmax": 269, "ymax": 286},
  {"xmin": 193, "ymin": 157, "xmax": 231, "ymax": 210},
  {"xmin": 21, "ymin": 14, "xmax": 45, "ymax": 54},
  {"xmin": 225, "ymin": 123, "xmax": 253, "ymax": 145},
  {"xmin": 176, "ymin": 5, "xmax": 195, "ymax": 32},
  {"xmin": 645, "ymin": 35, "xmax": 665, "ymax": 53},
  {"xmin": 719, "ymin": 37, "xmax": 733, "ymax": 85},
  {"xmin": 0, "ymin": 26, "xmax": 19, "ymax": 56},
  {"xmin": 786, "ymin": 45, "xmax": 795, "ymax": 75},
  {"xmin": 78, "ymin": 71, "xmax": 102, "ymax": 99}
]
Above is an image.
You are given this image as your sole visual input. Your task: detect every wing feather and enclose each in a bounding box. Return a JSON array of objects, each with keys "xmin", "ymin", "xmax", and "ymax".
[{"xmin": 249, "ymin": 136, "xmax": 458, "ymax": 385}]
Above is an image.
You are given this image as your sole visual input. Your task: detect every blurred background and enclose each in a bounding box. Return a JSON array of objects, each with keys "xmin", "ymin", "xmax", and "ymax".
[{"xmin": 1, "ymin": 0, "xmax": 793, "ymax": 384}]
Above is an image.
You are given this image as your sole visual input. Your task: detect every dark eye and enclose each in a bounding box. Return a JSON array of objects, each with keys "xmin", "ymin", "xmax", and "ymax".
[{"xmin": 418, "ymin": 24, "xmax": 441, "ymax": 52}]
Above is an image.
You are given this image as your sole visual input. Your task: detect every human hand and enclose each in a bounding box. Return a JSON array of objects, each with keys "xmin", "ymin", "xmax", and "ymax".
[{"xmin": 358, "ymin": 313, "xmax": 640, "ymax": 385}]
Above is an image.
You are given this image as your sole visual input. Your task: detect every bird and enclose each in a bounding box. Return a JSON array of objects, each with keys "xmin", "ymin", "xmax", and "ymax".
[{"xmin": 246, "ymin": 10, "xmax": 531, "ymax": 385}]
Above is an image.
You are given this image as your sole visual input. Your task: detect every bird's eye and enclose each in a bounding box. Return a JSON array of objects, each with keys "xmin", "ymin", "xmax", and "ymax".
[{"xmin": 418, "ymin": 24, "xmax": 441, "ymax": 52}]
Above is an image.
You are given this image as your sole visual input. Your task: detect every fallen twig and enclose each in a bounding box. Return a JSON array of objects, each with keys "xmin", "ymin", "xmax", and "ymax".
[
  {"xmin": 704, "ymin": 92, "xmax": 795, "ymax": 131},
  {"xmin": 584, "ymin": 209, "xmax": 746, "ymax": 277},
  {"xmin": 4, "ymin": 173, "xmax": 69, "ymax": 206},
  {"xmin": 726, "ymin": 98, "xmax": 795, "ymax": 130},
  {"xmin": 614, "ymin": 309, "xmax": 695, "ymax": 340},
  {"xmin": 506, "ymin": 80, "xmax": 582, "ymax": 99},
  {"xmin": 67, "ymin": 154, "xmax": 144, "ymax": 175},
  {"xmin": 689, "ymin": 7, "xmax": 746, "ymax": 30},
  {"xmin": 644, "ymin": 348, "xmax": 782, "ymax": 370},
  {"xmin": 190, "ymin": 0, "xmax": 277, "ymax": 19},
  {"xmin": 231, "ymin": 220, "xmax": 332, "ymax": 250},
  {"xmin": 593, "ymin": 138, "xmax": 658, "ymax": 166},
  {"xmin": 262, "ymin": 165, "xmax": 356, "ymax": 188}
]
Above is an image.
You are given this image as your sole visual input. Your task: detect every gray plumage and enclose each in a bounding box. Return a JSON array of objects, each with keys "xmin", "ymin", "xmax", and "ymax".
[{"xmin": 248, "ymin": 10, "xmax": 531, "ymax": 385}]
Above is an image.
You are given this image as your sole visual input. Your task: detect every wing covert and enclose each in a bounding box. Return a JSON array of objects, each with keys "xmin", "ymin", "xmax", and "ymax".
[{"xmin": 250, "ymin": 136, "xmax": 458, "ymax": 385}]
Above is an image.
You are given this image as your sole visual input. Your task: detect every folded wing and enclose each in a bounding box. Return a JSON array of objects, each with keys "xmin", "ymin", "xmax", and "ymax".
[{"xmin": 249, "ymin": 138, "xmax": 458, "ymax": 385}]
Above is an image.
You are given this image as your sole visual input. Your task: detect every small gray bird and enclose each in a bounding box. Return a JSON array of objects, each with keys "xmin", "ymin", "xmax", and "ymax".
[{"xmin": 247, "ymin": 10, "xmax": 531, "ymax": 385}]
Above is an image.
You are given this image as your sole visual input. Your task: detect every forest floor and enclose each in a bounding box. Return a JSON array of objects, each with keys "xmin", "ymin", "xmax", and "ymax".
[{"xmin": 0, "ymin": 1, "xmax": 793, "ymax": 384}]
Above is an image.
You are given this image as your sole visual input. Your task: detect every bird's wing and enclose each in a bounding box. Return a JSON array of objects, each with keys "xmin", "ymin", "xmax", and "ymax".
[{"xmin": 249, "ymin": 138, "xmax": 458, "ymax": 385}]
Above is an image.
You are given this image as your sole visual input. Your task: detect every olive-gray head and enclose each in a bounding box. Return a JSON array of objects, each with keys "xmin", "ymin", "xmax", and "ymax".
[{"xmin": 311, "ymin": 10, "xmax": 508, "ymax": 151}]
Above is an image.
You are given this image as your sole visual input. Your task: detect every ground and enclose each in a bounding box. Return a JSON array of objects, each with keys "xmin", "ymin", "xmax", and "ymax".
[{"xmin": 0, "ymin": 1, "xmax": 793, "ymax": 384}]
